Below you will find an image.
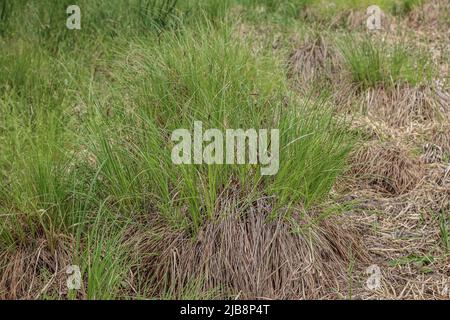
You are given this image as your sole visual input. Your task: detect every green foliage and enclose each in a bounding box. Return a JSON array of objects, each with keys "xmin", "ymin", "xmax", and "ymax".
[
  {"xmin": 0, "ymin": 0, "xmax": 13, "ymax": 34},
  {"xmin": 86, "ymin": 24, "xmax": 354, "ymax": 231},
  {"xmin": 339, "ymin": 36, "xmax": 434, "ymax": 89},
  {"xmin": 391, "ymin": 0, "xmax": 422, "ymax": 16}
]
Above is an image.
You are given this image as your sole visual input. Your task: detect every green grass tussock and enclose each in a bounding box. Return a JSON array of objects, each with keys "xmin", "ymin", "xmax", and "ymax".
[{"xmin": 338, "ymin": 36, "xmax": 434, "ymax": 89}]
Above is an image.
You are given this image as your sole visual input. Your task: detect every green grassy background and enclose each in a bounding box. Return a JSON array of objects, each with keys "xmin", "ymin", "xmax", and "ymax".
[{"xmin": 0, "ymin": 0, "xmax": 435, "ymax": 299}]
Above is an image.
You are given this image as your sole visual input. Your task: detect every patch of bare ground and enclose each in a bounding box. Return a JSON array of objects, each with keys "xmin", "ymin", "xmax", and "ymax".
[{"xmin": 131, "ymin": 187, "xmax": 368, "ymax": 299}]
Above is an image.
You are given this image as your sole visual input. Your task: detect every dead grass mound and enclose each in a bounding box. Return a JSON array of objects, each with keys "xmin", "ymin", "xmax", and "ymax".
[
  {"xmin": 0, "ymin": 238, "xmax": 74, "ymax": 299},
  {"xmin": 347, "ymin": 141, "xmax": 424, "ymax": 195},
  {"xmin": 361, "ymin": 85, "xmax": 443, "ymax": 127},
  {"xmin": 135, "ymin": 192, "xmax": 368, "ymax": 299},
  {"xmin": 288, "ymin": 35, "xmax": 337, "ymax": 88}
]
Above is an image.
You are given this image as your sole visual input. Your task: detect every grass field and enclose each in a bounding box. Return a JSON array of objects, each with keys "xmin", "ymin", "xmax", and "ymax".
[{"xmin": 0, "ymin": 0, "xmax": 449, "ymax": 299}]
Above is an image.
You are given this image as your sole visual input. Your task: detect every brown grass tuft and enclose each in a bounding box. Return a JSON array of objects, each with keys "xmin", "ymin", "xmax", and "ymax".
[
  {"xmin": 0, "ymin": 238, "xmax": 74, "ymax": 299},
  {"xmin": 133, "ymin": 190, "xmax": 368, "ymax": 299},
  {"xmin": 360, "ymin": 85, "xmax": 443, "ymax": 127},
  {"xmin": 288, "ymin": 35, "xmax": 337, "ymax": 89},
  {"xmin": 346, "ymin": 141, "xmax": 424, "ymax": 195}
]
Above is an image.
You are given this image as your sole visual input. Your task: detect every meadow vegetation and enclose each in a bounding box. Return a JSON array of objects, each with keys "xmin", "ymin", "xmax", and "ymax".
[{"xmin": 0, "ymin": 0, "xmax": 448, "ymax": 299}]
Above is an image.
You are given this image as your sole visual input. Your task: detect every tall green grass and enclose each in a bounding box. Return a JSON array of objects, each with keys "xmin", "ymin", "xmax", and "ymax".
[
  {"xmin": 86, "ymin": 23, "xmax": 355, "ymax": 232},
  {"xmin": 338, "ymin": 36, "xmax": 434, "ymax": 89}
]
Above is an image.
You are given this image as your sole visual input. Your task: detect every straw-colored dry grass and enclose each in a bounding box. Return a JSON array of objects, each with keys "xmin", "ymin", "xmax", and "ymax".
[
  {"xmin": 361, "ymin": 85, "xmax": 444, "ymax": 126},
  {"xmin": 0, "ymin": 238, "xmax": 74, "ymax": 299},
  {"xmin": 288, "ymin": 35, "xmax": 335, "ymax": 87},
  {"xmin": 346, "ymin": 141, "xmax": 424, "ymax": 196},
  {"xmin": 343, "ymin": 160, "xmax": 450, "ymax": 299},
  {"xmin": 133, "ymin": 188, "xmax": 367, "ymax": 299}
]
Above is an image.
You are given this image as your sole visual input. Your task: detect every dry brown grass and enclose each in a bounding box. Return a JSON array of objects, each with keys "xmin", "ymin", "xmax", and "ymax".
[
  {"xmin": 429, "ymin": 122, "xmax": 450, "ymax": 153},
  {"xmin": 0, "ymin": 238, "xmax": 74, "ymax": 299},
  {"xmin": 331, "ymin": 84, "xmax": 446, "ymax": 127},
  {"xmin": 362, "ymin": 85, "xmax": 445, "ymax": 127},
  {"xmin": 344, "ymin": 161, "xmax": 450, "ymax": 299},
  {"xmin": 406, "ymin": 0, "xmax": 449, "ymax": 30},
  {"xmin": 346, "ymin": 141, "xmax": 424, "ymax": 196},
  {"xmin": 132, "ymin": 189, "xmax": 368, "ymax": 299},
  {"xmin": 288, "ymin": 35, "xmax": 334, "ymax": 87}
]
